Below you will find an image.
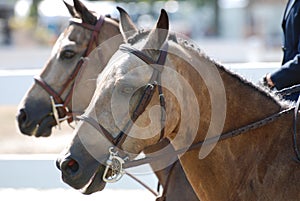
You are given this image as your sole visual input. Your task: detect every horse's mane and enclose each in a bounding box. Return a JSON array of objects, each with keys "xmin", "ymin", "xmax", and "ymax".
[
  {"xmin": 127, "ymin": 29, "xmax": 178, "ymax": 45},
  {"xmin": 127, "ymin": 30, "xmax": 150, "ymax": 45},
  {"xmin": 176, "ymin": 38, "xmax": 292, "ymax": 108},
  {"xmin": 125, "ymin": 29, "xmax": 291, "ymax": 108},
  {"xmin": 104, "ymin": 14, "xmax": 119, "ymax": 23}
]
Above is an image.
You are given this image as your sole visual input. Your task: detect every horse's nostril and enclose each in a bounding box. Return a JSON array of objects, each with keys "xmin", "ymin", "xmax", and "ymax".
[
  {"xmin": 17, "ymin": 109, "xmax": 27, "ymax": 124},
  {"xmin": 67, "ymin": 159, "xmax": 79, "ymax": 172},
  {"xmin": 16, "ymin": 108, "xmax": 36, "ymax": 136},
  {"xmin": 61, "ymin": 158, "xmax": 79, "ymax": 175}
]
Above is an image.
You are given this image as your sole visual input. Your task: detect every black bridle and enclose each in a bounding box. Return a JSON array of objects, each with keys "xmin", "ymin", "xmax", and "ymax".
[
  {"xmin": 78, "ymin": 43, "xmax": 169, "ymax": 192},
  {"xmin": 34, "ymin": 16, "xmax": 105, "ymax": 125},
  {"xmin": 79, "ymin": 43, "xmax": 169, "ymax": 149}
]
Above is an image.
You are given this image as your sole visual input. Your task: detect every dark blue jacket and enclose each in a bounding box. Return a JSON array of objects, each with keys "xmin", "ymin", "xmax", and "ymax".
[{"xmin": 271, "ymin": 0, "xmax": 300, "ymax": 100}]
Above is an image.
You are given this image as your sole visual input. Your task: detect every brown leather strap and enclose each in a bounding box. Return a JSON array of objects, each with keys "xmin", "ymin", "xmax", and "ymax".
[
  {"xmin": 34, "ymin": 75, "xmax": 64, "ymax": 104},
  {"xmin": 79, "ymin": 43, "xmax": 169, "ymax": 148},
  {"xmin": 125, "ymin": 171, "xmax": 159, "ymax": 197},
  {"xmin": 123, "ymin": 107, "xmax": 295, "ymax": 169},
  {"xmin": 35, "ymin": 16, "xmax": 105, "ymax": 124},
  {"xmin": 113, "ymin": 43, "xmax": 169, "ymax": 148},
  {"xmin": 85, "ymin": 15, "xmax": 104, "ymax": 55},
  {"xmin": 78, "ymin": 43, "xmax": 170, "ymax": 198},
  {"xmin": 77, "ymin": 115, "xmax": 115, "ymax": 143}
]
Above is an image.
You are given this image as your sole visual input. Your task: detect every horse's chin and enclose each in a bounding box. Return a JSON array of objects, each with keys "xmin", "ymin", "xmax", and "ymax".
[
  {"xmin": 34, "ymin": 116, "xmax": 56, "ymax": 137},
  {"xmin": 61, "ymin": 163, "xmax": 107, "ymax": 195},
  {"xmin": 18, "ymin": 115, "xmax": 55, "ymax": 137},
  {"xmin": 80, "ymin": 168, "xmax": 107, "ymax": 195}
]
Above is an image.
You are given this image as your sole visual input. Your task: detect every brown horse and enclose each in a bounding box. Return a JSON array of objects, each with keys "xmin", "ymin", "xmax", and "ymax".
[
  {"xmin": 16, "ymin": 1, "xmax": 198, "ymax": 200},
  {"xmin": 57, "ymin": 8, "xmax": 300, "ymax": 201},
  {"xmin": 16, "ymin": 0, "xmax": 121, "ymax": 137}
]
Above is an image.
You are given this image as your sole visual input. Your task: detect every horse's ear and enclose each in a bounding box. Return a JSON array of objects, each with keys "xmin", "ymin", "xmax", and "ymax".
[
  {"xmin": 144, "ymin": 9, "xmax": 169, "ymax": 50},
  {"xmin": 63, "ymin": 0, "xmax": 76, "ymax": 17},
  {"xmin": 117, "ymin": 6, "xmax": 138, "ymax": 42},
  {"xmin": 73, "ymin": 0, "xmax": 97, "ymax": 25}
]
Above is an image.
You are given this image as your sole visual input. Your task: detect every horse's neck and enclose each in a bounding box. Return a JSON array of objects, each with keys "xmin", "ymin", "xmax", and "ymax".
[
  {"xmin": 168, "ymin": 42, "xmax": 283, "ymax": 143},
  {"xmin": 98, "ymin": 17, "xmax": 120, "ymax": 45},
  {"xmin": 218, "ymin": 66, "xmax": 282, "ymax": 132},
  {"xmin": 177, "ymin": 42, "xmax": 283, "ymax": 140},
  {"xmin": 96, "ymin": 17, "xmax": 121, "ymax": 66},
  {"xmin": 175, "ymin": 50, "xmax": 298, "ymax": 200}
]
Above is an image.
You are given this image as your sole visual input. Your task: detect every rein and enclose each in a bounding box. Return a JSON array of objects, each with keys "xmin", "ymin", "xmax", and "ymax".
[
  {"xmin": 121, "ymin": 103, "xmax": 300, "ymax": 199},
  {"xmin": 124, "ymin": 106, "xmax": 298, "ymax": 169},
  {"xmin": 276, "ymin": 83, "xmax": 300, "ymax": 97},
  {"xmin": 34, "ymin": 16, "xmax": 104, "ymax": 127},
  {"xmin": 276, "ymin": 84, "xmax": 300, "ymax": 162}
]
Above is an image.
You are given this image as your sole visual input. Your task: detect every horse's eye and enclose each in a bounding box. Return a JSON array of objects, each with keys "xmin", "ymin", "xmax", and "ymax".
[{"xmin": 60, "ymin": 50, "xmax": 76, "ymax": 60}]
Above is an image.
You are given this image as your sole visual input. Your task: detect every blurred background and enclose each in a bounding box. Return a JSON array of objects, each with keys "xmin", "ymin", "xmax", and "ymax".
[
  {"xmin": 1, "ymin": 0, "xmax": 285, "ymax": 61},
  {"xmin": 0, "ymin": 0, "xmax": 286, "ymax": 200}
]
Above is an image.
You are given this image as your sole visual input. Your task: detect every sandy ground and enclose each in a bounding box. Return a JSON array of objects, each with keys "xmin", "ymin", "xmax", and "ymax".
[
  {"xmin": 0, "ymin": 106, "xmax": 159, "ymax": 201},
  {"xmin": 1, "ymin": 16, "xmax": 159, "ymax": 201},
  {"xmin": 0, "ymin": 105, "xmax": 74, "ymax": 154},
  {"xmin": 0, "ymin": 188, "xmax": 155, "ymax": 201}
]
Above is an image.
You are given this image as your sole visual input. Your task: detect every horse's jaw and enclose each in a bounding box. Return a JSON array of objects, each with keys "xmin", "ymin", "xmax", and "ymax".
[
  {"xmin": 61, "ymin": 163, "xmax": 107, "ymax": 195},
  {"xmin": 80, "ymin": 166, "xmax": 107, "ymax": 195}
]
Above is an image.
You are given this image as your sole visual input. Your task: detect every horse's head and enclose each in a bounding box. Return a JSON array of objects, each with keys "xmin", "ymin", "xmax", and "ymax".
[
  {"xmin": 57, "ymin": 8, "xmax": 191, "ymax": 195},
  {"xmin": 17, "ymin": 0, "xmax": 122, "ymax": 137}
]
